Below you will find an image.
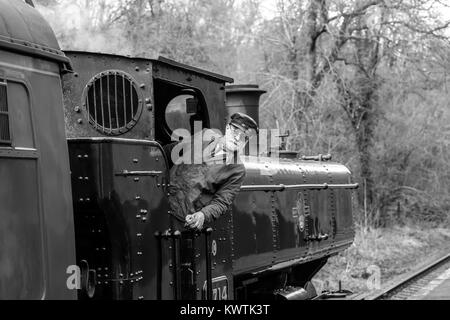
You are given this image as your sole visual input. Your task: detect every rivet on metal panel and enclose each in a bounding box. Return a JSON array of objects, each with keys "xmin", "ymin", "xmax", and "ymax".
[
  {"xmin": 135, "ymin": 196, "xmax": 141, "ymax": 200},
  {"xmin": 79, "ymin": 198, "xmax": 84, "ymax": 202},
  {"xmin": 84, "ymin": 176, "xmax": 89, "ymax": 180},
  {"xmin": 120, "ymin": 280, "xmax": 124, "ymax": 285},
  {"xmin": 140, "ymin": 209, "xmax": 148, "ymax": 214},
  {"xmin": 137, "ymin": 251, "xmax": 143, "ymax": 255},
  {"xmin": 136, "ymin": 214, "xmax": 142, "ymax": 219},
  {"xmin": 170, "ymin": 282, "xmax": 173, "ymax": 286},
  {"xmin": 133, "ymin": 158, "xmax": 139, "ymax": 163},
  {"xmin": 105, "ymin": 267, "xmax": 108, "ymax": 271},
  {"xmin": 135, "ymin": 66, "xmax": 140, "ymax": 71},
  {"xmin": 77, "ymin": 119, "xmax": 83, "ymax": 124},
  {"xmin": 77, "ymin": 155, "xmax": 82, "ymax": 159},
  {"xmin": 134, "ymin": 177, "xmax": 140, "ymax": 182},
  {"xmin": 147, "ymin": 103, "xmax": 153, "ymax": 111},
  {"xmin": 137, "ymin": 233, "xmax": 142, "ymax": 237},
  {"xmin": 119, "ymin": 273, "xmax": 124, "ymax": 277},
  {"xmin": 74, "ymin": 106, "xmax": 81, "ymax": 113},
  {"xmin": 74, "ymin": 73, "xmax": 79, "ymax": 77},
  {"xmin": 141, "ymin": 217, "xmax": 147, "ymax": 222},
  {"xmin": 130, "ymin": 273, "xmax": 134, "ymax": 277},
  {"xmin": 145, "ymin": 98, "xmax": 151, "ymax": 103},
  {"xmin": 138, "ymin": 296, "xmax": 144, "ymax": 300},
  {"xmin": 86, "ymin": 198, "xmax": 90, "ymax": 202},
  {"xmin": 84, "ymin": 154, "xmax": 89, "ymax": 158},
  {"xmin": 140, "ymin": 83, "xmax": 146, "ymax": 89}
]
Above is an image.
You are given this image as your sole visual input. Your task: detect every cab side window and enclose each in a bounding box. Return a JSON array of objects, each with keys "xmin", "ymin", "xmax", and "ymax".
[
  {"xmin": 0, "ymin": 79, "xmax": 35, "ymax": 148},
  {"xmin": 165, "ymin": 94, "xmax": 196, "ymax": 133},
  {"xmin": 0, "ymin": 81, "xmax": 11, "ymax": 145}
]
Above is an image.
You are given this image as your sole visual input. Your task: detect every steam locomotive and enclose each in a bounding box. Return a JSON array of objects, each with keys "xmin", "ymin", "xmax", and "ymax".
[{"xmin": 0, "ymin": 0, "xmax": 357, "ymax": 300}]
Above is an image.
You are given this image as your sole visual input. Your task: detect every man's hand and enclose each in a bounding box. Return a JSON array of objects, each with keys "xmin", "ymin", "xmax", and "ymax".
[{"xmin": 185, "ymin": 211, "xmax": 205, "ymax": 231}]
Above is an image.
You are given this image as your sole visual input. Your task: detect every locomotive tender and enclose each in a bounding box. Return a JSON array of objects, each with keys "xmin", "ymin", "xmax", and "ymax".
[{"xmin": 0, "ymin": 0, "xmax": 357, "ymax": 300}]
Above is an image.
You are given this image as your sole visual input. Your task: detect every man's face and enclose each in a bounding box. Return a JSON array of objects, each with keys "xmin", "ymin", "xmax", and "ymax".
[{"xmin": 224, "ymin": 123, "xmax": 247, "ymax": 152}]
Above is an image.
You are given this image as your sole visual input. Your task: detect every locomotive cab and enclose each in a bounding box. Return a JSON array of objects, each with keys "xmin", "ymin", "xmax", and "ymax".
[{"xmin": 62, "ymin": 52, "xmax": 235, "ymax": 299}]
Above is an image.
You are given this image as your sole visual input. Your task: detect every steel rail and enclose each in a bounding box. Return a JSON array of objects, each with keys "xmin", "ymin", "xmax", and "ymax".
[{"xmin": 350, "ymin": 253, "xmax": 450, "ymax": 300}]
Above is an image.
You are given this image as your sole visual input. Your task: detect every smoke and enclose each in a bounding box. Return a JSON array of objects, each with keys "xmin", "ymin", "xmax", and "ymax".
[{"xmin": 35, "ymin": 1, "xmax": 133, "ymax": 56}]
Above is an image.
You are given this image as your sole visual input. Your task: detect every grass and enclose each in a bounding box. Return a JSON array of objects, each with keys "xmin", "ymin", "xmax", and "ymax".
[{"xmin": 312, "ymin": 222, "xmax": 450, "ymax": 294}]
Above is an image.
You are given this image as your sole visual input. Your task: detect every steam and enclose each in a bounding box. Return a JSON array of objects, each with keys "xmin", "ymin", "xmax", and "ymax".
[{"xmin": 35, "ymin": 1, "xmax": 133, "ymax": 56}]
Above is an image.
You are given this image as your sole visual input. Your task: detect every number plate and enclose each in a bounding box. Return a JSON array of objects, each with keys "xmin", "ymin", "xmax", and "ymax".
[{"xmin": 203, "ymin": 276, "xmax": 228, "ymax": 300}]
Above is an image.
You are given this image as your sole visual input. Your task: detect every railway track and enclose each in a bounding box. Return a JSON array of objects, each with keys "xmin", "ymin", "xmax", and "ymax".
[{"xmin": 349, "ymin": 253, "xmax": 450, "ymax": 300}]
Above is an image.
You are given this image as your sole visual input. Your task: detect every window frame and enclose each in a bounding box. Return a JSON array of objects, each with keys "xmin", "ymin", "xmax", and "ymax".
[
  {"xmin": 83, "ymin": 70, "xmax": 144, "ymax": 136},
  {"xmin": 0, "ymin": 79, "xmax": 12, "ymax": 146},
  {"xmin": 0, "ymin": 76, "xmax": 38, "ymax": 159},
  {"xmin": 163, "ymin": 88, "xmax": 209, "ymax": 138}
]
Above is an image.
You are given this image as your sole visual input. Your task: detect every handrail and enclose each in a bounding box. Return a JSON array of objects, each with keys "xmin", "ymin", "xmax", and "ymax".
[
  {"xmin": 154, "ymin": 231, "xmax": 162, "ymax": 300},
  {"xmin": 115, "ymin": 170, "xmax": 162, "ymax": 177},
  {"xmin": 203, "ymin": 228, "xmax": 213, "ymax": 300},
  {"xmin": 240, "ymin": 183, "xmax": 359, "ymax": 192},
  {"xmin": 68, "ymin": 137, "xmax": 171, "ymax": 193}
]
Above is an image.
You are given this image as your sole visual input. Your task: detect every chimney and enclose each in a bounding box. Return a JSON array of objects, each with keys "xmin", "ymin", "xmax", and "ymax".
[{"xmin": 225, "ymin": 84, "xmax": 266, "ymax": 126}]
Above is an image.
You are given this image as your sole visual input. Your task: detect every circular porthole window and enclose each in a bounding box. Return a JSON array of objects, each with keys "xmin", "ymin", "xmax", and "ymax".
[
  {"xmin": 83, "ymin": 71, "xmax": 142, "ymax": 135},
  {"xmin": 165, "ymin": 94, "xmax": 195, "ymax": 133}
]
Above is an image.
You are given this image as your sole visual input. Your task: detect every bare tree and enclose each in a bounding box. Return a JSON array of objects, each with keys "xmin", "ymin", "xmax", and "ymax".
[{"xmin": 255, "ymin": 0, "xmax": 450, "ymax": 226}]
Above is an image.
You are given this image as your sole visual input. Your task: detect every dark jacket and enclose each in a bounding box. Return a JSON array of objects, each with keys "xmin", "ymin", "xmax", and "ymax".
[{"xmin": 163, "ymin": 135, "xmax": 246, "ymax": 223}]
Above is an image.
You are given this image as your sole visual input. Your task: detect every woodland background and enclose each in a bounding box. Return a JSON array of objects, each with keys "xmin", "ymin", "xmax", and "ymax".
[{"xmin": 35, "ymin": 0, "xmax": 450, "ymax": 231}]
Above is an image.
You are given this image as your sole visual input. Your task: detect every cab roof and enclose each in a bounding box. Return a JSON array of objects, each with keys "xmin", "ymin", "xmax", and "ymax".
[{"xmin": 0, "ymin": 0, "xmax": 71, "ymax": 69}]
